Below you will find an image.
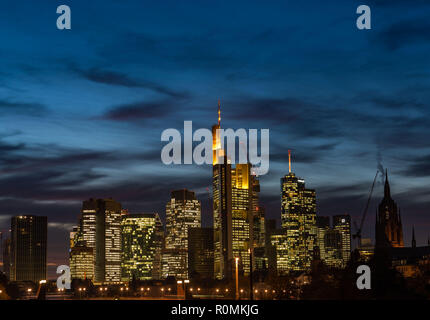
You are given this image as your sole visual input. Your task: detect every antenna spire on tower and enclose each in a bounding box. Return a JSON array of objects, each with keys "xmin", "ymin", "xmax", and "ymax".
[
  {"xmin": 288, "ymin": 149, "xmax": 292, "ymax": 173},
  {"xmin": 218, "ymin": 99, "xmax": 221, "ymax": 126}
]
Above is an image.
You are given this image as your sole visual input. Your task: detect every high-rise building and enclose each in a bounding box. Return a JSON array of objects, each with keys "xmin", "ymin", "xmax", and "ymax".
[
  {"xmin": 280, "ymin": 151, "xmax": 316, "ymax": 272},
  {"xmin": 333, "ymin": 214, "xmax": 351, "ymax": 266},
  {"xmin": 121, "ymin": 213, "xmax": 164, "ymax": 281},
  {"xmin": 376, "ymin": 170, "xmax": 404, "ymax": 248},
  {"xmin": 251, "ymin": 179, "xmax": 267, "ymax": 272},
  {"xmin": 80, "ymin": 201, "xmax": 98, "ymax": 250},
  {"xmin": 270, "ymin": 231, "xmax": 289, "ymax": 275},
  {"xmin": 265, "ymin": 219, "xmax": 278, "ymax": 275},
  {"xmin": 316, "ymin": 216, "xmax": 330, "ymax": 262},
  {"xmin": 2, "ymin": 238, "xmax": 11, "ymax": 280},
  {"xmin": 188, "ymin": 227, "xmax": 214, "ymax": 279},
  {"xmin": 163, "ymin": 189, "xmax": 201, "ymax": 279},
  {"xmin": 10, "ymin": 215, "xmax": 47, "ymax": 283},
  {"xmin": 212, "ymin": 101, "xmax": 232, "ymax": 280},
  {"xmin": 69, "ymin": 225, "xmax": 80, "ymax": 249},
  {"xmin": 316, "ymin": 215, "xmax": 351, "ymax": 268},
  {"xmin": 231, "ymin": 163, "xmax": 254, "ymax": 275},
  {"xmin": 70, "ymin": 246, "xmax": 94, "ymax": 280},
  {"xmin": 87, "ymin": 198, "xmax": 122, "ymax": 283}
]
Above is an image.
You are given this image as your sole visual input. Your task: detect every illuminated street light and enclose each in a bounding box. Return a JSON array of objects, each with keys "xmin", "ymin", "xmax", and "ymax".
[{"xmin": 235, "ymin": 257, "xmax": 239, "ymax": 300}]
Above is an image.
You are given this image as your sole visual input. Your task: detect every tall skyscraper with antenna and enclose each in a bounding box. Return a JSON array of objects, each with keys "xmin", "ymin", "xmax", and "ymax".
[
  {"xmin": 280, "ymin": 151, "xmax": 316, "ymax": 272},
  {"xmin": 212, "ymin": 100, "xmax": 233, "ymax": 279}
]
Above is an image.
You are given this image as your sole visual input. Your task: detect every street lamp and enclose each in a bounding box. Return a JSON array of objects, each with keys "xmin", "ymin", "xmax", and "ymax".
[
  {"xmin": 249, "ymin": 248, "xmax": 253, "ymax": 300},
  {"xmin": 235, "ymin": 257, "xmax": 239, "ymax": 300}
]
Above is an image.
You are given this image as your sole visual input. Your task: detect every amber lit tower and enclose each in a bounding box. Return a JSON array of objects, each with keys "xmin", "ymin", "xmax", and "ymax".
[
  {"xmin": 375, "ymin": 170, "xmax": 404, "ymax": 248},
  {"xmin": 212, "ymin": 100, "xmax": 233, "ymax": 279},
  {"xmin": 280, "ymin": 151, "xmax": 316, "ymax": 272}
]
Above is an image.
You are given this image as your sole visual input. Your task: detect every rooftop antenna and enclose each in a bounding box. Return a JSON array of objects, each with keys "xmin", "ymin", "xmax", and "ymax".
[
  {"xmin": 218, "ymin": 99, "xmax": 221, "ymax": 126},
  {"xmin": 288, "ymin": 150, "xmax": 292, "ymax": 173}
]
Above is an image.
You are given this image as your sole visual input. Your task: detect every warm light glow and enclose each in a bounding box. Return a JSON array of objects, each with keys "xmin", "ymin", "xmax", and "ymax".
[
  {"xmin": 177, "ymin": 280, "xmax": 183, "ymax": 284},
  {"xmin": 27, "ymin": 288, "xmax": 32, "ymax": 292},
  {"xmin": 184, "ymin": 279, "xmax": 190, "ymax": 284},
  {"xmin": 240, "ymin": 289, "xmax": 244, "ymax": 293},
  {"xmin": 39, "ymin": 280, "xmax": 47, "ymax": 284}
]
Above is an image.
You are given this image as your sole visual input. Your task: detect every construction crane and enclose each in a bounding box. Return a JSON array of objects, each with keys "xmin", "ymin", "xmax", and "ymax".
[{"xmin": 352, "ymin": 170, "xmax": 379, "ymax": 248}]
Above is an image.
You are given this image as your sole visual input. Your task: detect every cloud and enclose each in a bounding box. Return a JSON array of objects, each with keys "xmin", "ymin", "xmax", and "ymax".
[
  {"xmin": 376, "ymin": 19, "xmax": 430, "ymax": 51},
  {"xmin": 100, "ymin": 100, "xmax": 173, "ymax": 122},
  {"xmin": 401, "ymin": 154, "xmax": 430, "ymax": 177},
  {"xmin": 48, "ymin": 222, "xmax": 76, "ymax": 231},
  {"xmin": 0, "ymin": 99, "xmax": 48, "ymax": 117},
  {"xmin": 71, "ymin": 65, "xmax": 189, "ymax": 99}
]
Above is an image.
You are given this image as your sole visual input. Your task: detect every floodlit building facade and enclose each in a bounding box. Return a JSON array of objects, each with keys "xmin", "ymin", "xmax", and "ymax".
[
  {"xmin": 121, "ymin": 213, "xmax": 164, "ymax": 281},
  {"xmin": 280, "ymin": 151, "xmax": 316, "ymax": 272},
  {"xmin": 163, "ymin": 189, "xmax": 201, "ymax": 279},
  {"xmin": 70, "ymin": 246, "xmax": 94, "ymax": 280},
  {"xmin": 87, "ymin": 198, "xmax": 122, "ymax": 283}
]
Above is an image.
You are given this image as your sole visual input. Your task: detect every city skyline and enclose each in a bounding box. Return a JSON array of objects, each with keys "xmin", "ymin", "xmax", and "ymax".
[{"xmin": 0, "ymin": 0, "xmax": 429, "ymax": 277}]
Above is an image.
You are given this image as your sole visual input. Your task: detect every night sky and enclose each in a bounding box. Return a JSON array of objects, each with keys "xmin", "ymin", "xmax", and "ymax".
[{"xmin": 0, "ymin": 0, "xmax": 429, "ymax": 278}]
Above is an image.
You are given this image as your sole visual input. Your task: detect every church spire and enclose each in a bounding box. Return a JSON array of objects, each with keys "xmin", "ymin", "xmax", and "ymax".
[
  {"xmin": 412, "ymin": 226, "xmax": 416, "ymax": 248},
  {"xmin": 384, "ymin": 169, "xmax": 391, "ymax": 199}
]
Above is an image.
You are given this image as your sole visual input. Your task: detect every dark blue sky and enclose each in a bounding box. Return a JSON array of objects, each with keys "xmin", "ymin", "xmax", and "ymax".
[{"xmin": 0, "ymin": 0, "xmax": 429, "ymax": 275}]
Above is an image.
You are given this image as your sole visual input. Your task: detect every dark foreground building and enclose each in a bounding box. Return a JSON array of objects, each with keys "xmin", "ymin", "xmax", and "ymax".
[
  {"xmin": 10, "ymin": 215, "xmax": 47, "ymax": 283},
  {"xmin": 188, "ymin": 227, "xmax": 214, "ymax": 279}
]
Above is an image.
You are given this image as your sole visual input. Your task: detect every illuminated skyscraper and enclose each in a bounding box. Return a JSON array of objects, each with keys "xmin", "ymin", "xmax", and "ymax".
[
  {"xmin": 69, "ymin": 225, "xmax": 80, "ymax": 249},
  {"xmin": 280, "ymin": 151, "xmax": 316, "ymax": 272},
  {"xmin": 231, "ymin": 163, "xmax": 253, "ymax": 275},
  {"xmin": 270, "ymin": 231, "xmax": 289, "ymax": 275},
  {"xmin": 333, "ymin": 214, "xmax": 351, "ymax": 266},
  {"xmin": 163, "ymin": 189, "xmax": 201, "ymax": 279},
  {"xmin": 211, "ymin": 103, "xmax": 259, "ymax": 278},
  {"xmin": 80, "ymin": 200, "xmax": 98, "ymax": 250},
  {"xmin": 89, "ymin": 198, "xmax": 122, "ymax": 283},
  {"xmin": 316, "ymin": 216, "xmax": 330, "ymax": 262},
  {"xmin": 10, "ymin": 215, "xmax": 47, "ymax": 283},
  {"xmin": 376, "ymin": 170, "xmax": 404, "ymax": 248},
  {"xmin": 316, "ymin": 215, "xmax": 351, "ymax": 268},
  {"xmin": 121, "ymin": 213, "xmax": 164, "ymax": 281},
  {"xmin": 212, "ymin": 101, "xmax": 233, "ymax": 279},
  {"xmin": 70, "ymin": 246, "xmax": 94, "ymax": 280}
]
